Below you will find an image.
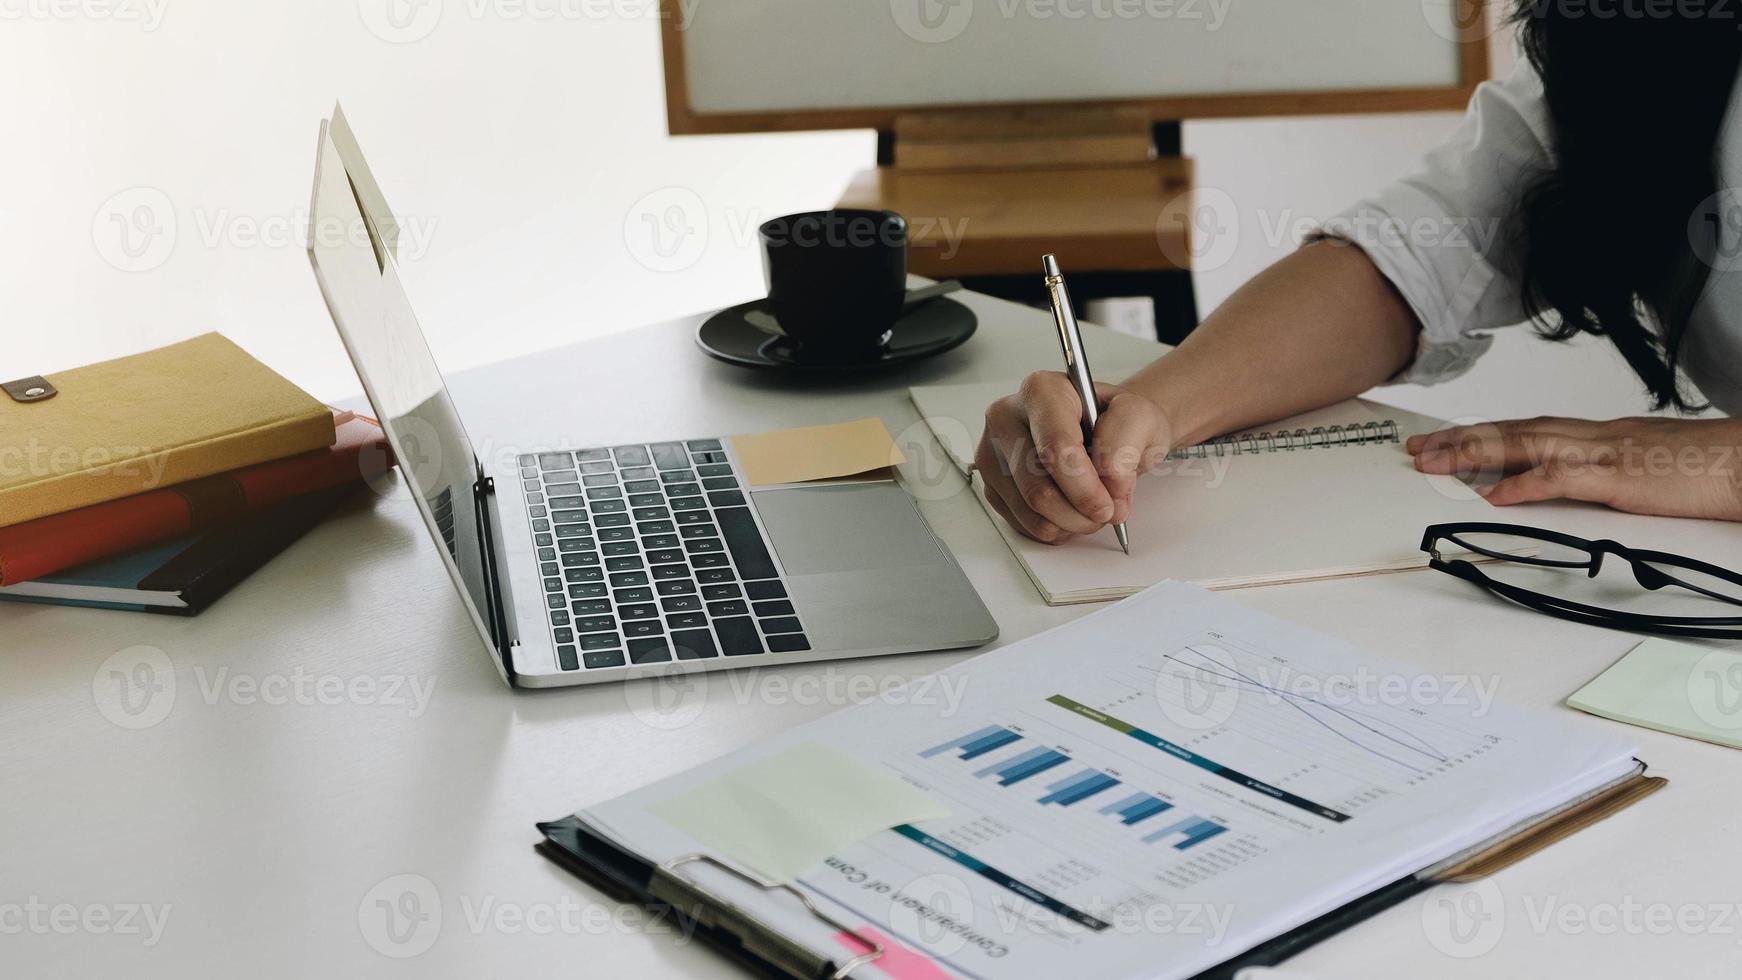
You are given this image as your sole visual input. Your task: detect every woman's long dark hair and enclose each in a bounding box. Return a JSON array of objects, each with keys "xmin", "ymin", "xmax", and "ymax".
[{"xmin": 1514, "ymin": 1, "xmax": 1742, "ymax": 410}]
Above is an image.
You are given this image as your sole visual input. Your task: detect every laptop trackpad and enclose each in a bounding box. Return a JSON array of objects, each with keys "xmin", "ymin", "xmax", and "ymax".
[{"xmin": 754, "ymin": 484, "xmax": 944, "ymax": 575}]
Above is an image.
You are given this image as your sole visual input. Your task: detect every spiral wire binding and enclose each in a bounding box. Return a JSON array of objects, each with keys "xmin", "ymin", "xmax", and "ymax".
[{"xmin": 1167, "ymin": 420, "xmax": 1400, "ymax": 460}]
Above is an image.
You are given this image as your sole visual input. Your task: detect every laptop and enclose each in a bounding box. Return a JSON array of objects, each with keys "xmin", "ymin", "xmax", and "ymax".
[{"xmin": 305, "ymin": 108, "xmax": 997, "ymax": 688}]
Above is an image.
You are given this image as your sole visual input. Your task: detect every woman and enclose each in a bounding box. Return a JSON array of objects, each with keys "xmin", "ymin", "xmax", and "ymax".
[{"xmin": 978, "ymin": 4, "xmax": 1742, "ymax": 543}]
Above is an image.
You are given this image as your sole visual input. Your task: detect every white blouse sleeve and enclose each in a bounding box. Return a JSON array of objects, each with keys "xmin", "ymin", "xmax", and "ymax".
[{"xmin": 1311, "ymin": 61, "xmax": 1556, "ymax": 385}]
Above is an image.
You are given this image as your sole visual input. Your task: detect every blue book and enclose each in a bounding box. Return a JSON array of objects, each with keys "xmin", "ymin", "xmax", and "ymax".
[{"xmin": 0, "ymin": 484, "xmax": 359, "ymax": 615}]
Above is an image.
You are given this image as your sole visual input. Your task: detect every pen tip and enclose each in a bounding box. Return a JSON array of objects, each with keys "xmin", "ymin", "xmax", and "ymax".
[{"xmin": 1114, "ymin": 524, "xmax": 1130, "ymax": 555}]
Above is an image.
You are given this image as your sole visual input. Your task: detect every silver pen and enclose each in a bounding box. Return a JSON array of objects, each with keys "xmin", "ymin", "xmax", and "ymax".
[{"xmin": 1041, "ymin": 253, "xmax": 1131, "ymax": 555}]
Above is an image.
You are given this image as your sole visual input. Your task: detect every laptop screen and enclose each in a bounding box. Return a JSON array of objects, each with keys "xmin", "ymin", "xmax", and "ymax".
[{"xmin": 306, "ymin": 123, "xmax": 503, "ymax": 665}]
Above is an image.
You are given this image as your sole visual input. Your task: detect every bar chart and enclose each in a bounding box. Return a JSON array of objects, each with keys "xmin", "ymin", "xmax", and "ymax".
[
  {"xmin": 1038, "ymin": 770, "xmax": 1120, "ymax": 806},
  {"xmin": 974, "ymin": 745, "xmax": 1069, "ymax": 785},
  {"xmin": 919, "ymin": 724, "xmax": 1024, "ymax": 762}
]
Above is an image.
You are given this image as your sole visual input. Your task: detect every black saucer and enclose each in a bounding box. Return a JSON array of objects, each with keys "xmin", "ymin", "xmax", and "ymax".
[{"xmin": 696, "ymin": 296, "xmax": 977, "ymax": 374}]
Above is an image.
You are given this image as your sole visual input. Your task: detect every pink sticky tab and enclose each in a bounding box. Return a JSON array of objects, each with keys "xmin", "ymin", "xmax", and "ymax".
[{"xmin": 834, "ymin": 926, "xmax": 953, "ymax": 980}]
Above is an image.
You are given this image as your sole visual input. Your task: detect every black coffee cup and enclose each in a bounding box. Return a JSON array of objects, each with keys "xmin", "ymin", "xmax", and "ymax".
[{"xmin": 759, "ymin": 209, "xmax": 908, "ymax": 359}]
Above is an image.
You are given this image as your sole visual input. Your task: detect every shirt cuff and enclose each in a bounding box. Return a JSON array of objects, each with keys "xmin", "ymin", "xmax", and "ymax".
[{"xmin": 1308, "ymin": 188, "xmax": 1499, "ymax": 386}]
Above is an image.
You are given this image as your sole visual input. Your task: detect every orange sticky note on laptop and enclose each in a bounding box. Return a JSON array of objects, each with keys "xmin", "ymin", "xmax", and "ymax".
[{"xmin": 730, "ymin": 418, "xmax": 907, "ymax": 487}]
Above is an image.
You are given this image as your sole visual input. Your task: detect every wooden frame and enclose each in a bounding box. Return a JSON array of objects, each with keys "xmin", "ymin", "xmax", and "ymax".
[{"xmin": 658, "ymin": 1, "xmax": 1492, "ymax": 135}]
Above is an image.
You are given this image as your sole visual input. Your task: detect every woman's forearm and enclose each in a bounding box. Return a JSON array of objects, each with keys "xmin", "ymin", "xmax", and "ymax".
[{"xmin": 1123, "ymin": 240, "xmax": 1423, "ymax": 448}]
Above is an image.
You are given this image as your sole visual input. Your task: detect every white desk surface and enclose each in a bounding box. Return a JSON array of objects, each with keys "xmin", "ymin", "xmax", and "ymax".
[{"xmin": 5, "ymin": 288, "xmax": 1740, "ymax": 978}]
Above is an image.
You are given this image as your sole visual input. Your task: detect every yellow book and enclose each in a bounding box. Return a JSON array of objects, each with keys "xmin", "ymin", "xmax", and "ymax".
[{"xmin": 0, "ymin": 334, "xmax": 335, "ymax": 527}]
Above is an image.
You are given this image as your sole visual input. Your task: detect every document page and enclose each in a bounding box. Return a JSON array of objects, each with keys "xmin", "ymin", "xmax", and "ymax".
[{"xmin": 581, "ymin": 583, "xmax": 1638, "ymax": 980}]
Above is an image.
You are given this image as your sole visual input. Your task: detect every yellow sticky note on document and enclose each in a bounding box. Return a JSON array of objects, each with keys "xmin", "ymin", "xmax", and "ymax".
[
  {"xmin": 1567, "ymin": 638, "xmax": 1742, "ymax": 750},
  {"xmin": 648, "ymin": 742, "xmax": 950, "ymax": 882},
  {"xmin": 730, "ymin": 418, "xmax": 907, "ymax": 487}
]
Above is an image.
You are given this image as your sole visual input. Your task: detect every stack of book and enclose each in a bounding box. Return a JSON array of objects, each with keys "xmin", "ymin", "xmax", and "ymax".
[{"xmin": 0, "ymin": 333, "xmax": 394, "ymax": 615}]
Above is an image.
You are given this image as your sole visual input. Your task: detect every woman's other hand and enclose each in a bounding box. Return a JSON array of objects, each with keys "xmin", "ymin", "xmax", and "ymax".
[
  {"xmin": 1409, "ymin": 417, "xmax": 1742, "ymax": 521},
  {"xmin": 975, "ymin": 372, "xmax": 1172, "ymax": 544}
]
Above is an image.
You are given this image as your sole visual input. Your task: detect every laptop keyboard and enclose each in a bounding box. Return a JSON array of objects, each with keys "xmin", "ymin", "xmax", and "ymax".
[{"xmin": 517, "ymin": 441, "xmax": 811, "ymax": 671}]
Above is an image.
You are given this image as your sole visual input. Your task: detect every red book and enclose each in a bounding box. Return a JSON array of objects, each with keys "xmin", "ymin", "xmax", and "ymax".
[{"xmin": 0, "ymin": 413, "xmax": 393, "ymax": 586}]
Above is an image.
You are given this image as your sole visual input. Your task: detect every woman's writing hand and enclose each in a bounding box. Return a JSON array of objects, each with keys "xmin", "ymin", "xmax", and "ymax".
[
  {"xmin": 1409, "ymin": 416, "xmax": 1742, "ymax": 521},
  {"xmin": 975, "ymin": 372, "xmax": 1172, "ymax": 543}
]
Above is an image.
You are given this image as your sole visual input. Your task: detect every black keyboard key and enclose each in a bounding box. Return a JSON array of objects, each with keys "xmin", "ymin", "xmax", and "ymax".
[
  {"xmin": 559, "ymin": 553, "xmax": 599, "ymax": 568},
  {"xmin": 633, "ymin": 507, "xmax": 670, "ymax": 522},
  {"xmin": 557, "ymin": 539, "xmax": 595, "ymax": 554},
  {"xmin": 628, "ymin": 637, "xmax": 672, "ymax": 664},
  {"xmin": 675, "ymin": 510, "xmax": 712, "ymax": 525},
  {"xmin": 696, "ymin": 451, "xmax": 728, "ymax": 464},
  {"xmin": 613, "ymin": 445, "xmax": 652, "ymax": 467},
  {"xmin": 685, "ymin": 538, "xmax": 724, "ymax": 555},
  {"xmin": 603, "ymin": 541, "xmax": 639, "ymax": 557},
  {"xmin": 548, "ymin": 495, "xmax": 586, "ymax": 510},
  {"xmin": 708, "ymin": 600, "xmax": 750, "ymax": 618},
  {"xmin": 579, "ymin": 460, "xmax": 614, "ymax": 475},
  {"xmin": 760, "ymin": 617, "xmax": 803, "ymax": 635},
  {"xmin": 582, "ymin": 473, "xmax": 617, "ymax": 488},
  {"xmin": 766, "ymin": 633, "xmax": 810, "ymax": 654},
  {"xmin": 596, "ymin": 514, "xmax": 631, "ymax": 527},
  {"xmin": 569, "ymin": 583, "xmax": 607, "ymax": 599},
  {"xmin": 579, "ymin": 633, "xmax": 620, "ymax": 651},
  {"xmin": 657, "ymin": 579, "xmax": 697, "ymax": 596},
  {"xmin": 592, "ymin": 500, "xmax": 628, "ymax": 514},
  {"xmin": 696, "ymin": 463, "xmax": 733, "ymax": 478},
  {"xmin": 535, "ymin": 533, "xmax": 553, "ymax": 547},
  {"xmin": 628, "ymin": 493, "xmax": 664, "ymax": 508},
  {"xmin": 557, "ymin": 645, "xmax": 580, "ymax": 670},
  {"xmin": 542, "ymin": 561, "xmax": 561, "ymax": 577},
  {"xmin": 614, "ymin": 587, "xmax": 654, "ymax": 603},
  {"xmin": 691, "ymin": 553, "xmax": 730, "ymax": 569},
  {"xmin": 587, "ymin": 486, "xmax": 623, "ymax": 500},
  {"xmin": 618, "ymin": 603, "xmax": 659, "ymax": 621},
  {"xmin": 666, "ymin": 612, "xmax": 708, "ymax": 630},
  {"xmin": 623, "ymin": 619, "xmax": 664, "ymax": 638},
  {"xmin": 550, "ymin": 610, "xmax": 570, "ymax": 626},
  {"xmin": 625, "ymin": 480, "xmax": 660, "ymax": 494},
  {"xmin": 701, "ymin": 584, "xmax": 743, "ymax": 601},
  {"xmin": 606, "ymin": 556, "xmax": 644, "ymax": 572},
  {"xmin": 753, "ymin": 599, "xmax": 795, "ymax": 617},
  {"xmin": 541, "ymin": 469, "xmax": 577, "ymax": 484},
  {"xmin": 620, "ymin": 466, "xmax": 655, "ymax": 481},
  {"xmin": 664, "ymin": 483, "xmax": 701, "ymax": 498},
  {"xmin": 555, "ymin": 524, "xmax": 590, "ymax": 538},
  {"xmin": 577, "ymin": 449, "xmax": 611, "ymax": 462},
  {"xmin": 745, "ymin": 580, "xmax": 788, "ymax": 600},
  {"xmin": 572, "ymin": 600, "xmax": 610, "ymax": 616},
  {"xmin": 525, "ymin": 492, "xmax": 543, "ymax": 505},
  {"xmin": 567, "ymin": 567, "xmax": 604, "ymax": 583},
  {"xmin": 652, "ymin": 563, "xmax": 689, "ymax": 580},
  {"xmin": 638, "ymin": 521, "xmax": 676, "ymax": 536},
  {"xmin": 679, "ymin": 523, "xmax": 717, "ymax": 540},
  {"xmin": 599, "ymin": 525, "xmax": 634, "ymax": 541},
  {"xmin": 529, "ymin": 505, "xmax": 548, "ymax": 518},
  {"xmin": 553, "ymin": 627, "xmax": 574, "ymax": 644},
  {"xmin": 709, "ymin": 490, "xmax": 747, "ymax": 508},
  {"xmin": 521, "ymin": 466, "xmax": 538, "ymax": 479},
  {"xmin": 714, "ymin": 617, "xmax": 763, "ymax": 656},
  {"xmin": 647, "ymin": 548, "xmax": 684, "ymax": 565},
  {"xmin": 671, "ymin": 629, "xmax": 718, "ymax": 660},
  {"xmin": 717, "ymin": 508, "xmax": 778, "ymax": 580},
  {"xmin": 522, "ymin": 478, "xmax": 539, "ymax": 493},
  {"xmin": 543, "ymin": 576, "xmax": 562, "ymax": 593},
  {"xmin": 583, "ymin": 649, "xmax": 627, "ymax": 670},
  {"xmin": 611, "ymin": 571, "xmax": 650, "ymax": 587},
  {"xmin": 651, "ymin": 443, "xmax": 690, "ymax": 470},
  {"xmin": 575, "ymin": 616, "xmax": 617, "ymax": 633},
  {"xmin": 552, "ymin": 509, "xmax": 588, "ymax": 525},
  {"xmin": 686, "ymin": 439, "xmax": 722, "ymax": 452},
  {"xmin": 661, "ymin": 594, "xmax": 702, "ymax": 613},
  {"xmin": 644, "ymin": 535, "xmax": 680, "ymax": 550},
  {"xmin": 695, "ymin": 567, "xmax": 735, "ymax": 585},
  {"xmin": 532, "ymin": 518, "xmax": 550, "ymax": 532},
  {"xmin": 545, "ymin": 593, "xmax": 564, "ymax": 610},
  {"xmin": 538, "ymin": 452, "xmax": 574, "ymax": 470},
  {"xmin": 538, "ymin": 547, "xmax": 557, "ymax": 562},
  {"xmin": 660, "ymin": 469, "xmax": 696, "ymax": 484},
  {"xmin": 701, "ymin": 476, "xmax": 739, "ymax": 491},
  {"xmin": 520, "ymin": 454, "xmax": 537, "ymax": 467}
]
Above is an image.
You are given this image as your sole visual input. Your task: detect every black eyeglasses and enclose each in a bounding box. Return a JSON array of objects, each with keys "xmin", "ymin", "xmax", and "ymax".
[{"xmin": 1421, "ymin": 522, "xmax": 1742, "ymax": 639}]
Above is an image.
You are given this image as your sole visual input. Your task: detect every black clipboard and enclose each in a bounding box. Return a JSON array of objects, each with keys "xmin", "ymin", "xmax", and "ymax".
[{"xmin": 536, "ymin": 765, "xmax": 1664, "ymax": 979}]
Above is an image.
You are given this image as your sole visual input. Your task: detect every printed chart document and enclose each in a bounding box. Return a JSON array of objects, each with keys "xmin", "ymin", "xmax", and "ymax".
[
  {"xmin": 564, "ymin": 583, "xmax": 1641, "ymax": 980},
  {"xmin": 909, "ymin": 380, "xmax": 1500, "ymax": 604}
]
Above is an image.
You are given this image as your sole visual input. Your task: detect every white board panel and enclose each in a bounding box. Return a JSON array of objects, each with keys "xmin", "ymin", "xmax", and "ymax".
[{"xmin": 682, "ymin": 0, "xmax": 1466, "ymax": 114}]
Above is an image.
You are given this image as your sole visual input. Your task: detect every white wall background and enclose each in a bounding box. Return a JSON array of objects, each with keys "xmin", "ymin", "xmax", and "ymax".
[{"xmin": 0, "ymin": 1, "xmax": 1660, "ymax": 421}]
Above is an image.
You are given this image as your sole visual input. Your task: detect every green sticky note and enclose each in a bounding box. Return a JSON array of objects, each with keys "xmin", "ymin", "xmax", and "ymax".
[
  {"xmin": 649, "ymin": 742, "xmax": 950, "ymax": 883},
  {"xmin": 1567, "ymin": 638, "xmax": 1742, "ymax": 750}
]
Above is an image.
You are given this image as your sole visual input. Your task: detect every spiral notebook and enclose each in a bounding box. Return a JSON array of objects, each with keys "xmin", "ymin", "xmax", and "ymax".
[{"xmin": 909, "ymin": 380, "xmax": 1499, "ymax": 604}]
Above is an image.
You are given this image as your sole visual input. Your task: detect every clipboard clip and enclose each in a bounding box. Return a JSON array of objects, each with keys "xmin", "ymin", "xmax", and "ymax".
[{"xmin": 653, "ymin": 853, "xmax": 886, "ymax": 980}]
